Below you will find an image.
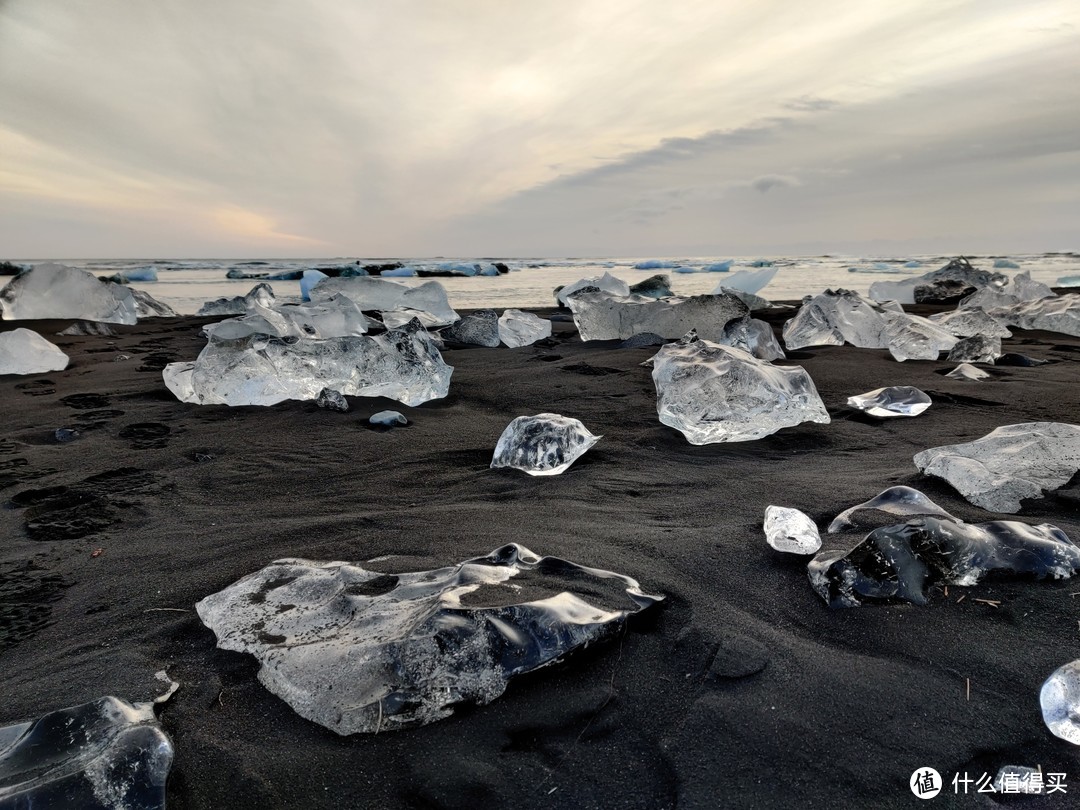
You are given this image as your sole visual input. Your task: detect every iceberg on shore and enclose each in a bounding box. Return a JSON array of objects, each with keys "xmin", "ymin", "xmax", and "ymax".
[
  {"xmin": 567, "ymin": 289, "xmax": 748, "ymax": 342},
  {"xmin": 310, "ymin": 277, "xmax": 458, "ymax": 327}
]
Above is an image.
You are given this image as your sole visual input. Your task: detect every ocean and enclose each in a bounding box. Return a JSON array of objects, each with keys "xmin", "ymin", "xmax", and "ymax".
[{"xmin": 11, "ymin": 254, "xmax": 1079, "ymax": 315}]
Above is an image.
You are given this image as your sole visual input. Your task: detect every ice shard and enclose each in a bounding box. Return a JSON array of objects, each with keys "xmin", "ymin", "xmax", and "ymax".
[
  {"xmin": 309, "ymin": 277, "xmax": 459, "ymax": 327},
  {"xmin": 196, "ymin": 543, "xmax": 662, "ymax": 734},
  {"xmin": 808, "ymin": 516, "xmax": 1080, "ymax": 607},
  {"xmin": 913, "ymin": 422, "xmax": 1080, "ymax": 512},
  {"xmin": 846, "ymin": 386, "xmax": 931, "ymax": 418},
  {"xmin": 196, "ymin": 283, "xmax": 276, "ymax": 316},
  {"xmin": 927, "ymin": 307, "xmax": 1012, "ymax": 338},
  {"xmin": 711, "ymin": 266, "xmax": 778, "ymax": 296},
  {"xmin": 567, "ymin": 290, "xmax": 748, "ymax": 342},
  {"xmin": 764, "ymin": 506, "xmax": 822, "ymax": 554},
  {"xmin": 628, "ymin": 275, "xmax": 674, "ymax": 299},
  {"xmin": 369, "ymin": 410, "xmax": 407, "ymax": 426},
  {"xmin": 651, "ymin": 332, "xmax": 830, "ymax": 445},
  {"xmin": 1041, "ymin": 660, "xmax": 1080, "ymax": 746},
  {"xmin": 0, "ymin": 328, "xmax": 70, "ymax": 374},
  {"xmin": 163, "ymin": 318, "xmax": 453, "ymax": 407},
  {"xmin": 555, "ymin": 271, "xmax": 630, "ymax": 306},
  {"xmin": 828, "ymin": 486, "xmax": 957, "ymax": 533},
  {"xmin": 718, "ymin": 315, "xmax": 785, "ymax": 361},
  {"xmin": 868, "ymin": 257, "xmax": 1006, "ymax": 305},
  {"xmin": 946, "ymin": 335, "xmax": 1001, "ymax": 363},
  {"xmin": 130, "ymin": 289, "xmax": 176, "ymax": 318},
  {"xmin": 0, "ymin": 263, "xmax": 138, "ymax": 324},
  {"xmin": 880, "ymin": 309, "xmax": 959, "ymax": 361},
  {"xmin": 497, "ymin": 309, "xmax": 552, "ymax": 348},
  {"xmin": 490, "ymin": 414, "xmax": 601, "ymax": 476},
  {"xmin": 945, "ymin": 363, "xmax": 991, "ymax": 381},
  {"xmin": 442, "ymin": 310, "xmax": 501, "ymax": 347}
]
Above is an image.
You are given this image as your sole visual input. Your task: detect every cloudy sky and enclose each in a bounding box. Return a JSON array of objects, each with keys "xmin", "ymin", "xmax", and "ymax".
[{"xmin": 1, "ymin": 0, "xmax": 1077, "ymax": 258}]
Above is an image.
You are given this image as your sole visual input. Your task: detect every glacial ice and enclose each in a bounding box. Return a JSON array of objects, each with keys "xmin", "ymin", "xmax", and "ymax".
[
  {"xmin": 960, "ymin": 271, "xmax": 1055, "ymax": 311},
  {"xmin": 490, "ymin": 414, "xmax": 601, "ymax": 475},
  {"xmin": 718, "ymin": 288, "xmax": 772, "ymax": 311},
  {"xmin": 206, "ymin": 297, "xmax": 371, "ymax": 340},
  {"xmin": 1059, "ymin": 275, "xmax": 1080, "ymax": 288},
  {"xmin": 971, "ymin": 294, "xmax": 1080, "ymax": 337},
  {"xmin": 0, "ymin": 263, "xmax": 138, "ymax": 324},
  {"xmin": 946, "ymin": 335, "xmax": 1001, "ymax": 363},
  {"xmin": 868, "ymin": 257, "xmax": 1006, "ymax": 305},
  {"xmin": 196, "ymin": 283, "xmax": 276, "ymax": 316},
  {"xmin": 993, "ymin": 259, "xmax": 1021, "ymax": 269},
  {"xmin": 380, "ymin": 309, "xmax": 450, "ymax": 330},
  {"xmin": 718, "ymin": 315, "xmax": 785, "ymax": 361},
  {"xmin": 712, "ymin": 267, "xmax": 778, "ymax": 295},
  {"xmin": 764, "ymin": 506, "xmax": 822, "ymax": 554},
  {"xmin": 927, "ymin": 307, "xmax": 1012, "ymax": 338},
  {"xmin": 196, "ymin": 543, "xmax": 661, "ymax": 734},
  {"xmin": 945, "ymin": 363, "xmax": 991, "ymax": 381},
  {"xmin": 379, "ymin": 266, "xmax": 416, "ymax": 277},
  {"xmin": 846, "ymin": 386, "xmax": 931, "ymax": 418},
  {"xmin": 913, "ymin": 422, "xmax": 1080, "ymax": 513},
  {"xmin": 808, "ymin": 516, "xmax": 1080, "ymax": 607},
  {"xmin": 567, "ymin": 290, "xmax": 748, "ymax": 342},
  {"xmin": 442, "ymin": 310, "xmax": 501, "ymax": 347},
  {"xmin": 651, "ymin": 332, "xmax": 829, "ymax": 444},
  {"xmin": 1041, "ymin": 660, "xmax": 1080, "ymax": 745},
  {"xmin": 163, "ymin": 318, "xmax": 453, "ymax": 407},
  {"xmin": 130, "ymin": 289, "xmax": 177, "ymax": 319},
  {"xmin": 498, "ymin": 309, "xmax": 552, "ymax": 348},
  {"xmin": 316, "ymin": 388, "xmax": 349, "ymax": 412},
  {"xmin": 633, "ymin": 260, "xmax": 678, "ymax": 269},
  {"xmin": 555, "ymin": 271, "xmax": 630, "ymax": 306},
  {"xmin": 628, "ymin": 275, "xmax": 674, "ymax": 299},
  {"xmin": 827, "ymin": 486, "xmax": 956, "ymax": 533},
  {"xmin": 310, "ymin": 277, "xmax": 459, "ymax": 327},
  {"xmin": 880, "ymin": 309, "xmax": 959, "ymax": 361},
  {"xmin": 703, "ymin": 260, "xmax": 733, "ymax": 272},
  {"xmin": 300, "ymin": 270, "xmax": 328, "ymax": 301},
  {"xmin": 0, "ymin": 329, "xmax": 70, "ymax": 374},
  {"xmin": 369, "ymin": 410, "xmax": 407, "ymax": 426}
]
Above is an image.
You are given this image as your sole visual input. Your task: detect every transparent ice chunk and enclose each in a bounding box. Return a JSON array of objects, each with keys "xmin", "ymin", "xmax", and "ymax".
[
  {"xmin": 846, "ymin": 386, "xmax": 931, "ymax": 418},
  {"xmin": 0, "ymin": 263, "xmax": 138, "ymax": 324},
  {"xmin": 490, "ymin": 413, "xmax": 601, "ymax": 476},
  {"xmin": 718, "ymin": 315, "xmax": 785, "ymax": 361},
  {"xmin": 880, "ymin": 310, "xmax": 958, "ymax": 361},
  {"xmin": 1041, "ymin": 660, "xmax": 1080, "ymax": 746},
  {"xmin": 764, "ymin": 506, "xmax": 822, "ymax": 554},
  {"xmin": 567, "ymin": 290, "xmax": 748, "ymax": 342},
  {"xmin": 627, "ymin": 275, "xmax": 673, "ymax": 299},
  {"xmin": 309, "ymin": 277, "xmax": 458, "ymax": 327},
  {"xmin": 379, "ymin": 309, "xmax": 449, "ymax": 329},
  {"xmin": 196, "ymin": 283, "xmax": 275, "ymax": 316},
  {"xmin": 711, "ymin": 266, "xmax": 778, "ymax": 295},
  {"xmin": 808, "ymin": 516, "xmax": 1080, "ymax": 607},
  {"xmin": 555, "ymin": 271, "xmax": 630, "ymax": 306},
  {"xmin": 960, "ymin": 271, "xmax": 1055, "ymax": 310},
  {"xmin": 651, "ymin": 332, "xmax": 830, "ymax": 444},
  {"xmin": 827, "ymin": 485, "xmax": 956, "ymax": 533},
  {"xmin": 130, "ymin": 288, "xmax": 176, "ymax": 318},
  {"xmin": 442, "ymin": 310, "xmax": 500, "ymax": 347},
  {"xmin": 945, "ymin": 363, "xmax": 991, "ymax": 381},
  {"xmin": 782, "ymin": 289, "xmax": 890, "ymax": 351},
  {"xmin": 195, "ymin": 543, "xmax": 662, "ymax": 734},
  {"xmin": 913, "ymin": 422, "xmax": 1080, "ymax": 512},
  {"xmin": 300, "ymin": 270, "xmax": 328, "ymax": 301},
  {"xmin": 972, "ymin": 294, "xmax": 1080, "ymax": 338},
  {"xmin": 946, "ymin": 335, "xmax": 1001, "ymax": 363},
  {"xmin": 928, "ymin": 307, "xmax": 1012, "ymax": 338},
  {"xmin": 0, "ymin": 328, "xmax": 70, "ymax": 374},
  {"xmin": 868, "ymin": 257, "xmax": 1006, "ymax": 305},
  {"xmin": 369, "ymin": 410, "xmax": 407, "ymax": 426},
  {"xmin": 497, "ymin": 309, "xmax": 552, "ymax": 348}
]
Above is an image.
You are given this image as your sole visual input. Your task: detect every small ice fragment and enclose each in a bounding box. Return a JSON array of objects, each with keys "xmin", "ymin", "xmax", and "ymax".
[
  {"xmin": 370, "ymin": 410, "xmax": 407, "ymax": 426},
  {"xmin": 497, "ymin": 309, "xmax": 552, "ymax": 348},
  {"xmin": 846, "ymin": 386, "xmax": 931, "ymax": 418},
  {"xmin": 316, "ymin": 388, "xmax": 349, "ymax": 412},
  {"xmin": 443, "ymin": 309, "xmax": 500, "ymax": 347},
  {"xmin": 54, "ymin": 428, "xmax": 80, "ymax": 443},
  {"xmin": 764, "ymin": 506, "xmax": 822, "ymax": 554},
  {"xmin": 946, "ymin": 335, "xmax": 1001, "ymax": 363},
  {"xmin": 945, "ymin": 363, "xmax": 990, "ymax": 381},
  {"xmin": 710, "ymin": 266, "xmax": 778, "ymax": 295},
  {"xmin": 993, "ymin": 765, "xmax": 1044, "ymax": 794},
  {"xmin": 490, "ymin": 414, "xmax": 601, "ymax": 476},
  {"xmin": 828, "ymin": 486, "xmax": 956, "ymax": 533},
  {"xmin": 0, "ymin": 328, "xmax": 70, "ymax": 374},
  {"xmin": 1041, "ymin": 660, "xmax": 1080, "ymax": 745}
]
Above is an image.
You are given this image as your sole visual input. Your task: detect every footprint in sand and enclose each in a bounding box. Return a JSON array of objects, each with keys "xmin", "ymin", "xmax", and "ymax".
[
  {"xmin": 14, "ymin": 380, "xmax": 56, "ymax": 397},
  {"xmin": 60, "ymin": 393, "xmax": 111, "ymax": 410},
  {"xmin": 0, "ymin": 560, "xmax": 67, "ymax": 651},
  {"xmin": 118, "ymin": 423, "xmax": 171, "ymax": 449}
]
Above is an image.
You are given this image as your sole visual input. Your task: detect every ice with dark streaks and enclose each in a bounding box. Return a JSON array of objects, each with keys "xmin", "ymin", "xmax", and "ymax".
[
  {"xmin": 846, "ymin": 386, "xmax": 931, "ymax": 418},
  {"xmin": 827, "ymin": 486, "xmax": 956, "ymax": 533},
  {"xmin": 490, "ymin": 413, "xmax": 601, "ymax": 475}
]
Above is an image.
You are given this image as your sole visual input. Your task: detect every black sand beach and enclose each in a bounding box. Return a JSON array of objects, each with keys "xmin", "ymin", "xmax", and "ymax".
[{"xmin": 3, "ymin": 304, "xmax": 1080, "ymax": 808}]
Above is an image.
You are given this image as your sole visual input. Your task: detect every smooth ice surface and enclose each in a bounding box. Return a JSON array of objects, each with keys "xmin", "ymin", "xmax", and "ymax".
[
  {"xmin": 196, "ymin": 283, "xmax": 275, "ymax": 316},
  {"xmin": 718, "ymin": 315, "xmax": 785, "ymax": 361},
  {"xmin": 1041, "ymin": 660, "xmax": 1080, "ymax": 746},
  {"xmin": 164, "ymin": 318, "xmax": 453, "ymax": 407},
  {"xmin": 880, "ymin": 309, "xmax": 959, "ymax": 361},
  {"xmin": 443, "ymin": 310, "xmax": 500, "ymax": 347},
  {"xmin": 764, "ymin": 506, "xmax": 822, "ymax": 554},
  {"xmin": 651, "ymin": 332, "xmax": 829, "ymax": 444},
  {"xmin": 928, "ymin": 307, "xmax": 1012, "ymax": 338},
  {"xmin": 913, "ymin": 422, "xmax": 1080, "ymax": 512},
  {"xmin": 0, "ymin": 329, "xmax": 70, "ymax": 374},
  {"xmin": 497, "ymin": 309, "xmax": 552, "ymax": 348},
  {"xmin": 808, "ymin": 516, "xmax": 1080, "ymax": 607},
  {"xmin": 130, "ymin": 289, "xmax": 176, "ymax": 319},
  {"xmin": 309, "ymin": 277, "xmax": 458, "ymax": 327},
  {"xmin": 369, "ymin": 410, "xmax": 407, "ymax": 426},
  {"xmin": 196, "ymin": 543, "xmax": 661, "ymax": 734},
  {"xmin": 300, "ymin": 270, "xmax": 328, "ymax": 301},
  {"xmin": 828, "ymin": 486, "xmax": 956, "ymax": 533},
  {"xmin": 316, "ymin": 388, "xmax": 349, "ymax": 412},
  {"xmin": 567, "ymin": 290, "xmax": 748, "ymax": 342},
  {"xmin": 556, "ymin": 271, "xmax": 630, "ymax": 306},
  {"xmin": 0, "ymin": 263, "xmax": 138, "ymax": 324},
  {"xmin": 711, "ymin": 266, "xmax": 778, "ymax": 295},
  {"xmin": 945, "ymin": 363, "xmax": 991, "ymax": 380},
  {"xmin": 490, "ymin": 414, "xmax": 601, "ymax": 476},
  {"xmin": 868, "ymin": 258, "xmax": 1006, "ymax": 305},
  {"xmin": 960, "ymin": 271, "xmax": 1055, "ymax": 311},
  {"xmin": 994, "ymin": 259, "xmax": 1021, "ymax": 269},
  {"xmin": 628, "ymin": 275, "xmax": 674, "ymax": 299},
  {"xmin": 0, "ymin": 691, "xmax": 173, "ymax": 809},
  {"xmin": 947, "ymin": 335, "xmax": 1001, "ymax": 363},
  {"xmin": 846, "ymin": 386, "xmax": 931, "ymax": 418}
]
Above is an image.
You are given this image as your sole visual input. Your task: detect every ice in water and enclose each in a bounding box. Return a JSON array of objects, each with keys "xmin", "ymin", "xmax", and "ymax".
[
  {"xmin": 651, "ymin": 332, "xmax": 829, "ymax": 445},
  {"xmin": 0, "ymin": 328, "xmax": 70, "ymax": 374},
  {"xmin": 828, "ymin": 486, "xmax": 956, "ymax": 533},
  {"xmin": 808, "ymin": 516, "xmax": 1080, "ymax": 607},
  {"xmin": 567, "ymin": 290, "xmax": 748, "ymax": 342},
  {"xmin": 196, "ymin": 543, "xmax": 662, "ymax": 734},
  {"xmin": 913, "ymin": 422, "xmax": 1080, "ymax": 513},
  {"xmin": 1041, "ymin": 660, "xmax": 1080, "ymax": 746},
  {"xmin": 946, "ymin": 335, "xmax": 1001, "ymax": 363},
  {"xmin": 442, "ymin": 309, "xmax": 500, "ymax": 347},
  {"xmin": 627, "ymin": 275, "xmax": 674, "ymax": 299},
  {"xmin": 490, "ymin": 413, "xmax": 601, "ymax": 475},
  {"xmin": 497, "ymin": 309, "xmax": 552, "ymax": 348},
  {"xmin": 764, "ymin": 506, "xmax": 822, "ymax": 554},
  {"xmin": 945, "ymin": 363, "xmax": 991, "ymax": 381},
  {"xmin": 0, "ymin": 263, "xmax": 139, "ymax": 324},
  {"xmin": 309, "ymin": 277, "xmax": 459, "ymax": 327},
  {"xmin": 846, "ymin": 386, "xmax": 931, "ymax": 418}
]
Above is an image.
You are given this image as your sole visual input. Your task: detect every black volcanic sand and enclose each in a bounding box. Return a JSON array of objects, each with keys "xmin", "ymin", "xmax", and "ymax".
[{"xmin": 3, "ymin": 304, "xmax": 1080, "ymax": 809}]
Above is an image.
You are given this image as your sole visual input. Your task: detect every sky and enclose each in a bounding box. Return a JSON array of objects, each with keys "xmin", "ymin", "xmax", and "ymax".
[{"xmin": 1, "ymin": 0, "xmax": 1077, "ymax": 258}]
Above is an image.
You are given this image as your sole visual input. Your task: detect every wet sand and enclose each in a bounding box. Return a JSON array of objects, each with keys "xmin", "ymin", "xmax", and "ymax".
[{"xmin": 3, "ymin": 304, "xmax": 1080, "ymax": 808}]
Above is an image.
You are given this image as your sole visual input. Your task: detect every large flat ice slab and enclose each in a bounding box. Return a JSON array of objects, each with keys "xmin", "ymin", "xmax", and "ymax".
[
  {"xmin": 196, "ymin": 544, "xmax": 662, "ymax": 734},
  {"xmin": 0, "ymin": 263, "xmax": 138, "ymax": 324},
  {"xmin": 0, "ymin": 328, "xmax": 69, "ymax": 374},
  {"xmin": 309, "ymin": 277, "xmax": 458, "ymax": 327},
  {"xmin": 913, "ymin": 422, "xmax": 1080, "ymax": 513},
  {"xmin": 651, "ymin": 332, "xmax": 829, "ymax": 444},
  {"xmin": 567, "ymin": 290, "xmax": 748, "ymax": 342},
  {"xmin": 490, "ymin": 414, "xmax": 601, "ymax": 475}
]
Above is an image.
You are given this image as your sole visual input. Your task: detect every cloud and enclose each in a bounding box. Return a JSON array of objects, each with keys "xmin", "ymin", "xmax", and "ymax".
[
  {"xmin": 783, "ymin": 95, "xmax": 839, "ymax": 112},
  {"xmin": 750, "ymin": 174, "xmax": 802, "ymax": 193}
]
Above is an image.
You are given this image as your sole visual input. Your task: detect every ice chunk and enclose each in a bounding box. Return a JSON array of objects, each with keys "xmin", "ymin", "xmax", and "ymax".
[
  {"xmin": 369, "ymin": 410, "xmax": 407, "ymax": 426},
  {"xmin": 310, "ymin": 277, "xmax": 458, "ymax": 326},
  {"xmin": 498, "ymin": 309, "xmax": 552, "ymax": 348},
  {"xmin": 782, "ymin": 289, "xmax": 890, "ymax": 351},
  {"xmin": 300, "ymin": 270, "xmax": 328, "ymax": 301},
  {"xmin": 205, "ymin": 297, "xmax": 370, "ymax": 341},
  {"xmin": 703, "ymin": 260, "xmax": 733, "ymax": 272},
  {"xmin": 809, "ymin": 516, "xmax": 1080, "ymax": 607},
  {"xmin": 0, "ymin": 263, "xmax": 138, "ymax": 324},
  {"xmin": 711, "ymin": 266, "xmax": 778, "ymax": 295},
  {"xmin": 164, "ymin": 318, "xmax": 453, "ymax": 407},
  {"xmin": 847, "ymin": 386, "xmax": 931, "ymax": 418},
  {"xmin": 946, "ymin": 335, "xmax": 1001, "ymax": 363},
  {"xmin": 567, "ymin": 290, "xmax": 748, "ymax": 342},
  {"xmin": 130, "ymin": 288, "xmax": 176, "ymax": 318},
  {"xmin": 115, "ymin": 266, "xmax": 159, "ymax": 282},
  {"xmin": 960, "ymin": 271, "xmax": 1055, "ymax": 310},
  {"xmin": 196, "ymin": 283, "xmax": 275, "ymax": 316},
  {"xmin": 633, "ymin": 260, "xmax": 678, "ymax": 269},
  {"xmin": 718, "ymin": 288, "xmax": 772, "ymax": 311},
  {"xmin": 764, "ymin": 506, "xmax": 822, "ymax": 554},
  {"xmin": 379, "ymin": 309, "xmax": 450, "ymax": 330},
  {"xmin": 828, "ymin": 486, "xmax": 956, "ymax": 533},
  {"xmin": 628, "ymin": 275, "xmax": 673, "ymax": 299},
  {"xmin": 196, "ymin": 543, "xmax": 661, "ymax": 734},
  {"xmin": 945, "ymin": 363, "xmax": 991, "ymax": 381},
  {"xmin": 555, "ymin": 271, "xmax": 630, "ymax": 306},
  {"xmin": 718, "ymin": 315, "xmax": 785, "ymax": 361},
  {"xmin": 1058, "ymin": 275, "xmax": 1080, "ymax": 288},
  {"xmin": 379, "ymin": 266, "xmax": 416, "ymax": 277},
  {"xmin": 880, "ymin": 309, "xmax": 959, "ymax": 361},
  {"xmin": 316, "ymin": 388, "xmax": 349, "ymax": 412},
  {"xmin": 993, "ymin": 258, "xmax": 1020, "ymax": 269},
  {"xmin": 58, "ymin": 321, "xmax": 119, "ymax": 337},
  {"xmin": 442, "ymin": 309, "xmax": 500, "ymax": 347},
  {"xmin": 1041, "ymin": 660, "xmax": 1080, "ymax": 746},
  {"xmin": 491, "ymin": 414, "xmax": 601, "ymax": 475},
  {"xmin": 0, "ymin": 328, "xmax": 70, "ymax": 374},
  {"xmin": 651, "ymin": 332, "xmax": 829, "ymax": 444},
  {"xmin": 868, "ymin": 257, "xmax": 1006, "ymax": 305},
  {"xmin": 927, "ymin": 307, "xmax": 1012, "ymax": 338},
  {"xmin": 913, "ymin": 422, "xmax": 1080, "ymax": 512},
  {"xmin": 972, "ymin": 294, "xmax": 1080, "ymax": 337}
]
